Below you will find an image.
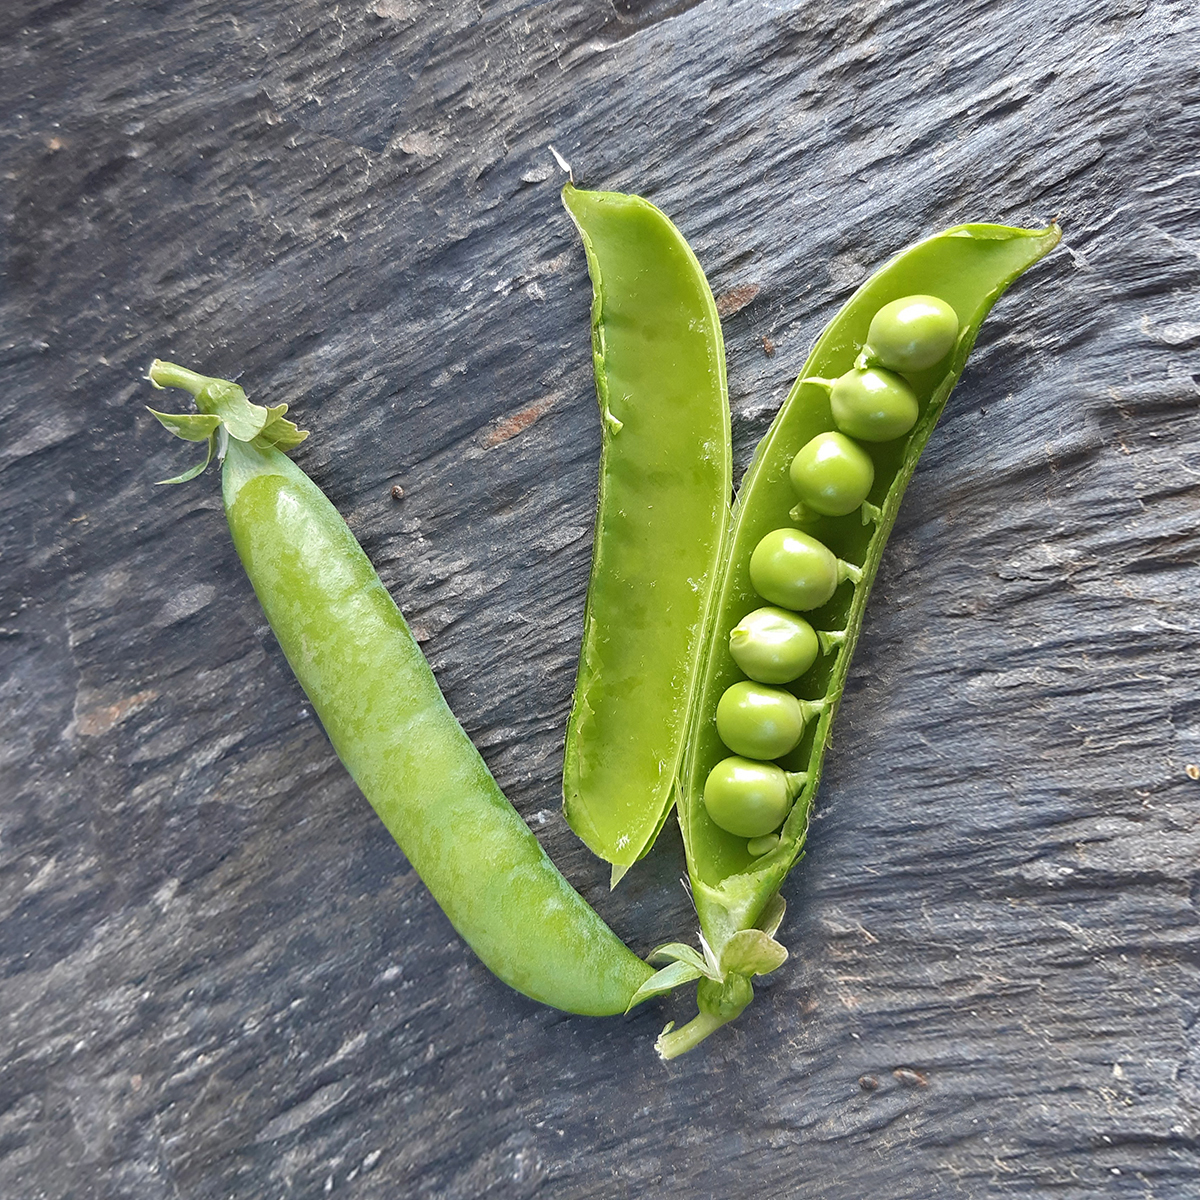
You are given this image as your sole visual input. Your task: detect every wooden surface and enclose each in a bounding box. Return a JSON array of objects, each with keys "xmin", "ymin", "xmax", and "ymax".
[{"xmin": 3, "ymin": 1, "xmax": 1199, "ymax": 1195}]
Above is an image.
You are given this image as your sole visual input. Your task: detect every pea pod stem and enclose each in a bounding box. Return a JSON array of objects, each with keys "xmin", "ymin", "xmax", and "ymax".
[
  {"xmin": 788, "ymin": 500, "xmax": 882, "ymax": 525},
  {"xmin": 656, "ymin": 1011, "xmax": 728, "ymax": 1060},
  {"xmin": 147, "ymin": 361, "xmax": 214, "ymax": 395},
  {"xmin": 816, "ymin": 629, "xmax": 848, "ymax": 655},
  {"xmin": 837, "ymin": 558, "xmax": 863, "ymax": 585},
  {"xmin": 148, "ymin": 362, "xmax": 653, "ymax": 1017},
  {"xmin": 784, "ymin": 770, "xmax": 808, "ymax": 798}
]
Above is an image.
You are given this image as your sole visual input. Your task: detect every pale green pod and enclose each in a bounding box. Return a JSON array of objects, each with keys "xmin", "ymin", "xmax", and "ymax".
[
  {"xmin": 666, "ymin": 222, "xmax": 1062, "ymax": 1056},
  {"xmin": 560, "ymin": 185, "xmax": 732, "ymax": 880}
]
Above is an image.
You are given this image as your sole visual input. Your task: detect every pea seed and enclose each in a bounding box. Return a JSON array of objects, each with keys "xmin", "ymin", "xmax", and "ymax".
[
  {"xmin": 788, "ymin": 431, "xmax": 876, "ymax": 517},
  {"xmin": 716, "ymin": 680, "xmax": 821, "ymax": 760},
  {"xmin": 729, "ymin": 606, "xmax": 820, "ymax": 684},
  {"xmin": 702, "ymin": 756, "xmax": 807, "ymax": 838},
  {"xmin": 749, "ymin": 528, "xmax": 862, "ymax": 611},
  {"xmin": 746, "ymin": 833, "xmax": 780, "ymax": 857},
  {"xmin": 865, "ymin": 294, "xmax": 959, "ymax": 372},
  {"xmin": 830, "ymin": 367, "xmax": 920, "ymax": 442}
]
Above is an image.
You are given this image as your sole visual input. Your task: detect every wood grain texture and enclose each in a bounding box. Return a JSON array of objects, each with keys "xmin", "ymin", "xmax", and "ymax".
[{"xmin": 2, "ymin": 0, "xmax": 1198, "ymax": 1195}]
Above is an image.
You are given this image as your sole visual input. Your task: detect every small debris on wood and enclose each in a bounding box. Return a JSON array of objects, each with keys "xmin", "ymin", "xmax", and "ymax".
[
  {"xmin": 391, "ymin": 484, "xmax": 405, "ymax": 501},
  {"xmin": 762, "ymin": 336, "xmax": 776, "ymax": 357},
  {"xmin": 548, "ymin": 144, "xmax": 572, "ymax": 182},
  {"xmin": 892, "ymin": 1067, "xmax": 928, "ymax": 1088},
  {"xmin": 521, "ymin": 163, "xmax": 555, "ymax": 185},
  {"xmin": 715, "ymin": 283, "xmax": 761, "ymax": 318},
  {"xmin": 482, "ymin": 395, "xmax": 557, "ymax": 448},
  {"xmin": 858, "ymin": 1075, "xmax": 879, "ymax": 1092},
  {"xmin": 1186, "ymin": 764, "xmax": 1199, "ymax": 780}
]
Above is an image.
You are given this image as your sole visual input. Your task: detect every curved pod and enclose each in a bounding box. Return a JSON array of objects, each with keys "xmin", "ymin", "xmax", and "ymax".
[
  {"xmin": 667, "ymin": 222, "xmax": 1061, "ymax": 1053},
  {"xmin": 561, "ymin": 185, "xmax": 732, "ymax": 879},
  {"xmin": 150, "ymin": 363, "xmax": 653, "ymax": 1017}
]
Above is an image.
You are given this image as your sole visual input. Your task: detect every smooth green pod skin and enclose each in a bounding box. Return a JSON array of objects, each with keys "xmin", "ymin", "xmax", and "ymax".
[
  {"xmin": 223, "ymin": 443, "xmax": 652, "ymax": 1015},
  {"xmin": 673, "ymin": 222, "xmax": 1061, "ymax": 1050},
  {"xmin": 560, "ymin": 184, "xmax": 731, "ymax": 878},
  {"xmin": 829, "ymin": 367, "xmax": 920, "ymax": 442},
  {"xmin": 864, "ymin": 294, "xmax": 959, "ymax": 371},
  {"xmin": 703, "ymin": 757, "xmax": 801, "ymax": 838},
  {"xmin": 748, "ymin": 528, "xmax": 853, "ymax": 611},
  {"xmin": 150, "ymin": 364, "xmax": 652, "ymax": 1017},
  {"xmin": 728, "ymin": 606, "xmax": 820, "ymax": 684},
  {"xmin": 715, "ymin": 681, "xmax": 809, "ymax": 760},
  {"xmin": 789, "ymin": 432, "xmax": 876, "ymax": 516}
]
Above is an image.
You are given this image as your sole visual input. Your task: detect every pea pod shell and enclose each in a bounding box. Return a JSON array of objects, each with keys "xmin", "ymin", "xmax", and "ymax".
[
  {"xmin": 222, "ymin": 438, "xmax": 653, "ymax": 1015},
  {"xmin": 680, "ymin": 221, "xmax": 1061, "ymax": 957},
  {"xmin": 561, "ymin": 184, "xmax": 732, "ymax": 876}
]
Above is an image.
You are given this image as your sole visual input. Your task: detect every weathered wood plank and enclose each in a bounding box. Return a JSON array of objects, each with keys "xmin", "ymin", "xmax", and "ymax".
[{"xmin": 2, "ymin": 0, "xmax": 1198, "ymax": 1195}]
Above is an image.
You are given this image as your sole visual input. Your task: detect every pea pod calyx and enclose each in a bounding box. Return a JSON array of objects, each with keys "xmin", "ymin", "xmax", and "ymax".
[
  {"xmin": 631, "ymin": 895, "xmax": 789, "ymax": 1058},
  {"xmin": 146, "ymin": 360, "xmax": 308, "ymax": 483}
]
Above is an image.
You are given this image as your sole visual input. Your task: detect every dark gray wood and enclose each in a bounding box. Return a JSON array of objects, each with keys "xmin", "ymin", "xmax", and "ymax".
[{"xmin": 3, "ymin": 0, "xmax": 1198, "ymax": 1195}]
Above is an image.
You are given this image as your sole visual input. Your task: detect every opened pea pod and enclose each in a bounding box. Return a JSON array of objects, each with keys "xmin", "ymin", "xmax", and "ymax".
[
  {"xmin": 561, "ymin": 206, "xmax": 1061, "ymax": 1055},
  {"xmin": 560, "ymin": 184, "xmax": 732, "ymax": 883},
  {"xmin": 665, "ymin": 223, "xmax": 1061, "ymax": 1055}
]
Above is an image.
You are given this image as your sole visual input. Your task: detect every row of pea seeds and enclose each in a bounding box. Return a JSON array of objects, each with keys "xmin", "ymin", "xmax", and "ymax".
[{"xmin": 702, "ymin": 295, "xmax": 961, "ymax": 855}]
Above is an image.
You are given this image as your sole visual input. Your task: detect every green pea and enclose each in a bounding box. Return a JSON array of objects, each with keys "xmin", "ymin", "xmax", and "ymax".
[
  {"xmin": 746, "ymin": 833, "xmax": 780, "ymax": 857},
  {"xmin": 716, "ymin": 680, "xmax": 815, "ymax": 759},
  {"xmin": 865, "ymin": 294, "xmax": 959, "ymax": 373},
  {"xmin": 728, "ymin": 606, "xmax": 819, "ymax": 684},
  {"xmin": 829, "ymin": 368, "xmax": 920, "ymax": 442},
  {"xmin": 702, "ymin": 755, "xmax": 806, "ymax": 838},
  {"xmin": 749, "ymin": 528, "xmax": 861, "ymax": 611},
  {"xmin": 788, "ymin": 431, "xmax": 875, "ymax": 517}
]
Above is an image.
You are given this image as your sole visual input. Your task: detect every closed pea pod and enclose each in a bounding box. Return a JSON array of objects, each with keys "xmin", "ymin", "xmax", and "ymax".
[
  {"xmin": 146, "ymin": 361, "xmax": 653, "ymax": 1017},
  {"xmin": 649, "ymin": 221, "xmax": 1061, "ymax": 1057}
]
